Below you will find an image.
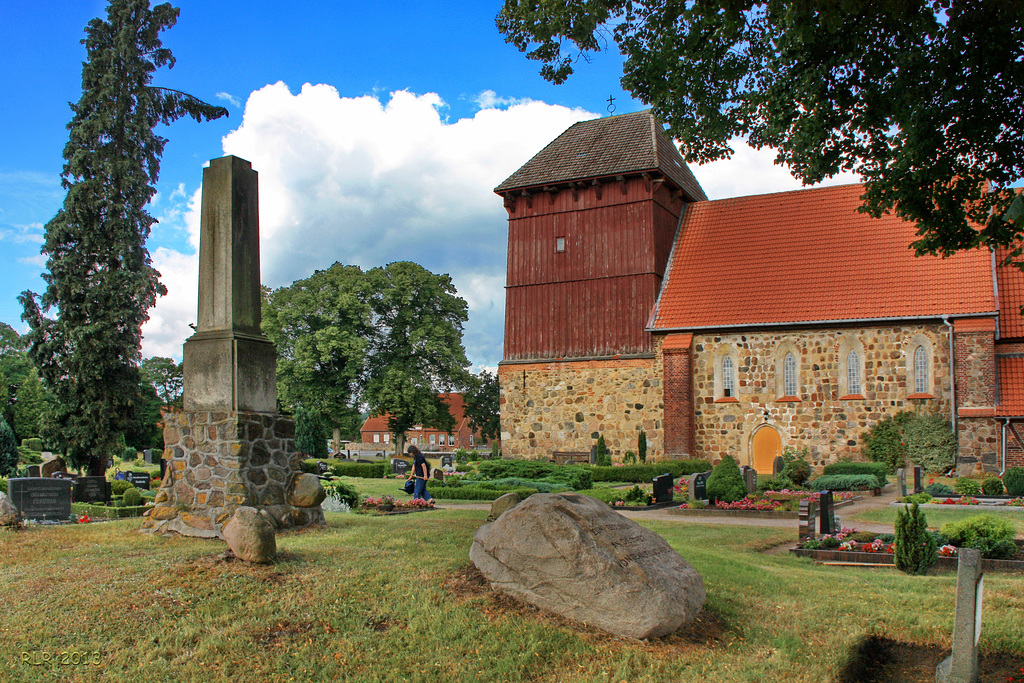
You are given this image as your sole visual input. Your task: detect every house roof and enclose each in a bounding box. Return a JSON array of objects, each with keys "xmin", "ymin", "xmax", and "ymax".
[
  {"xmin": 650, "ymin": 184, "xmax": 997, "ymax": 330},
  {"xmin": 359, "ymin": 393, "xmax": 470, "ymax": 434},
  {"xmin": 494, "ymin": 110, "xmax": 707, "ymax": 202},
  {"xmin": 995, "ymin": 247, "xmax": 1024, "ymax": 339},
  {"xmin": 998, "ymin": 357, "xmax": 1024, "ymax": 416}
]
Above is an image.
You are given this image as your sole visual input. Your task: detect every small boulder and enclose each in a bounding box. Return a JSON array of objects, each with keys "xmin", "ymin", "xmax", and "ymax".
[
  {"xmin": 222, "ymin": 506, "xmax": 276, "ymax": 563},
  {"xmin": 488, "ymin": 491, "xmax": 521, "ymax": 520},
  {"xmin": 470, "ymin": 493, "xmax": 705, "ymax": 640},
  {"xmin": 0, "ymin": 492, "xmax": 22, "ymax": 527},
  {"xmin": 41, "ymin": 456, "xmax": 68, "ymax": 479},
  {"xmin": 288, "ymin": 474, "xmax": 326, "ymax": 508}
]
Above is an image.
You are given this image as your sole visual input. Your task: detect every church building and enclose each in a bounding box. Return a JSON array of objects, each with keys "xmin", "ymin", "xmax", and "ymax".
[{"xmin": 495, "ymin": 110, "xmax": 1024, "ymax": 475}]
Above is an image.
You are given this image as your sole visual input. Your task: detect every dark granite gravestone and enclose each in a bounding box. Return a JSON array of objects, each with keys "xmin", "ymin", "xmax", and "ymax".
[
  {"xmin": 356, "ymin": 458, "xmax": 372, "ymax": 464},
  {"xmin": 818, "ymin": 491, "xmax": 836, "ymax": 535},
  {"xmin": 651, "ymin": 474, "xmax": 674, "ymax": 504},
  {"xmin": 128, "ymin": 472, "xmax": 151, "ymax": 490},
  {"xmin": 798, "ymin": 500, "xmax": 818, "ymax": 541},
  {"xmin": 316, "ymin": 461, "xmax": 329, "ymax": 476},
  {"xmin": 432, "ymin": 469, "xmax": 445, "ymax": 482},
  {"xmin": 73, "ymin": 476, "xmax": 111, "ymax": 504},
  {"xmin": 106, "ymin": 459, "xmax": 114, "ymax": 470},
  {"xmin": 688, "ymin": 472, "xmax": 708, "ymax": 501},
  {"xmin": 26, "ymin": 465, "xmax": 40, "ymax": 477},
  {"xmin": 742, "ymin": 467, "xmax": 757, "ymax": 494},
  {"xmin": 772, "ymin": 456, "xmax": 785, "ymax": 476},
  {"xmin": 391, "ymin": 458, "xmax": 410, "ymax": 476},
  {"xmin": 440, "ymin": 454, "xmax": 454, "ymax": 469},
  {"xmin": 8, "ymin": 478, "xmax": 73, "ymax": 521},
  {"xmin": 913, "ymin": 465, "xmax": 924, "ymax": 494}
]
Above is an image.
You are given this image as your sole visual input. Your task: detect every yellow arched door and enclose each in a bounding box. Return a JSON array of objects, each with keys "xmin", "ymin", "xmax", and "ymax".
[{"xmin": 751, "ymin": 427, "xmax": 781, "ymax": 474}]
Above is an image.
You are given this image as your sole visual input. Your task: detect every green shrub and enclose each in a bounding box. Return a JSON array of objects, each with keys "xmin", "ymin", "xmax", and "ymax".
[
  {"xmin": 806, "ymin": 474, "xmax": 878, "ymax": 491},
  {"xmin": 706, "ymin": 456, "xmax": 746, "ymax": 503},
  {"xmin": 925, "ymin": 482, "xmax": 954, "ymax": 496},
  {"xmin": 1004, "ymin": 467, "xmax": 1024, "ymax": 496},
  {"xmin": 982, "ymin": 477, "xmax": 1005, "ymax": 496},
  {"xmin": 903, "ymin": 413, "xmax": 956, "ymax": 473},
  {"xmin": 595, "ymin": 435, "xmax": 610, "ymax": 466},
  {"xmin": 433, "ymin": 485, "xmax": 537, "ymax": 501},
  {"xmin": 756, "ymin": 474, "xmax": 795, "ymax": 493},
  {"xmin": 121, "ymin": 446, "xmax": 138, "ymax": 462},
  {"xmin": 301, "ymin": 459, "xmax": 386, "ymax": 479},
  {"xmin": 17, "ymin": 447, "xmax": 43, "ymax": 465},
  {"xmin": 323, "ymin": 480, "xmax": 359, "ymax": 507},
  {"xmin": 864, "ymin": 413, "xmax": 909, "ymax": 472},
  {"xmin": 823, "ymin": 462, "xmax": 888, "ymax": 489},
  {"xmin": 953, "ymin": 478, "xmax": 981, "ymax": 496},
  {"xmin": 638, "ymin": 430, "xmax": 647, "ymax": 463},
  {"xmin": 941, "ymin": 514, "xmax": 1015, "ymax": 547},
  {"xmin": 71, "ymin": 502, "xmax": 150, "ymax": 518},
  {"xmin": 850, "ymin": 531, "xmax": 880, "ymax": 543},
  {"xmin": 481, "ymin": 477, "xmax": 568, "ymax": 493},
  {"xmin": 901, "ymin": 492, "xmax": 933, "ymax": 505},
  {"xmin": 895, "ymin": 503, "xmax": 937, "ymax": 575},
  {"xmin": 110, "ymin": 480, "xmax": 134, "ymax": 496},
  {"xmin": 489, "ymin": 442, "xmax": 501, "ymax": 460},
  {"xmin": 122, "ymin": 487, "xmax": 143, "ymax": 507},
  {"xmin": 587, "ymin": 460, "xmax": 710, "ymax": 483},
  {"xmin": 0, "ymin": 416, "xmax": 18, "ymax": 477},
  {"xmin": 781, "ymin": 458, "xmax": 811, "ymax": 487},
  {"xmin": 453, "ymin": 448, "xmax": 470, "ymax": 464},
  {"xmin": 473, "ymin": 460, "xmax": 592, "ymax": 491},
  {"xmin": 0, "ymin": 478, "xmax": 6, "ymax": 494},
  {"xmin": 622, "ymin": 485, "xmax": 652, "ymax": 506},
  {"xmin": 622, "ymin": 451, "xmax": 637, "ymax": 464},
  {"xmin": 21, "ymin": 438, "xmax": 43, "ymax": 452}
]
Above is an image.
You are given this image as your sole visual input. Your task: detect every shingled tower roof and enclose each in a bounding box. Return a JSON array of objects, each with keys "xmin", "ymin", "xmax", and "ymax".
[{"xmin": 495, "ymin": 110, "xmax": 707, "ymax": 201}]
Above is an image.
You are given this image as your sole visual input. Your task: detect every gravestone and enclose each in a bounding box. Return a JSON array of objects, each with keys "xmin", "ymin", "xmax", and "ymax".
[
  {"xmin": 40, "ymin": 456, "xmax": 67, "ymax": 479},
  {"xmin": 128, "ymin": 472, "xmax": 150, "ymax": 490},
  {"xmin": 390, "ymin": 458, "xmax": 410, "ymax": 476},
  {"xmin": 7, "ymin": 478, "xmax": 73, "ymax": 522},
  {"xmin": 651, "ymin": 474, "xmax": 674, "ymax": 504},
  {"xmin": 432, "ymin": 469, "xmax": 445, "ymax": 483},
  {"xmin": 144, "ymin": 449, "xmax": 157, "ymax": 465},
  {"xmin": 818, "ymin": 491, "xmax": 837, "ymax": 535},
  {"xmin": 72, "ymin": 476, "xmax": 111, "ymax": 504},
  {"xmin": 41, "ymin": 451, "xmax": 52, "ymax": 460},
  {"xmin": 316, "ymin": 461, "xmax": 329, "ymax": 476},
  {"xmin": 772, "ymin": 456, "xmax": 785, "ymax": 476},
  {"xmin": 440, "ymin": 454, "xmax": 454, "ymax": 469},
  {"xmin": 26, "ymin": 465, "xmax": 40, "ymax": 478},
  {"xmin": 106, "ymin": 459, "xmax": 114, "ymax": 470},
  {"xmin": 798, "ymin": 500, "xmax": 817, "ymax": 541},
  {"xmin": 896, "ymin": 468, "xmax": 907, "ymax": 498},
  {"xmin": 743, "ymin": 467, "xmax": 757, "ymax": 494},
  {"xmin": 913, "ymin": 465, "xmax": 924, "ymax": 494},
  {"xmin": 688, "ymin": 472, "xmax": 708, "ymax": 501},
  {"xmin": 144, "ymin": 156, "xmax": 323, "ymax": 538},
  {"xmin": 471, "ymin": 493, "xmax": 705, "ymax": 639},
  {"xmin": 935, "ymin": 548, "xmax": 983, "ymax": 683},
  {"xmin": 357, "ymin": 458, "xmax": 372, "ymax": 464}
]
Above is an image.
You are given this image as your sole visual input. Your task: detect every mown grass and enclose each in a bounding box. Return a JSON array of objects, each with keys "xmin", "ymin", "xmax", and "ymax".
[
  {"xmin": 2, "ymin": 509, "xmax": 1023, "ymax": 682},
  {"xmin": 846, "ymin": 505, "xmax": 1024, "ymax": 535}
]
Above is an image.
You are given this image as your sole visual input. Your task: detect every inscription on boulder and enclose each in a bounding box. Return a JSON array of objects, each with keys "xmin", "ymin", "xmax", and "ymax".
[{"xmin": 470, "ymin": 493, "xmax": 705, "ymax": 639}]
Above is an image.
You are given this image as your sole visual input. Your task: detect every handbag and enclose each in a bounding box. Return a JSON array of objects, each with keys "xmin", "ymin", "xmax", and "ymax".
[{"xmin": 402, "ymin": 478, "xmax": 415, "ymax": 495}]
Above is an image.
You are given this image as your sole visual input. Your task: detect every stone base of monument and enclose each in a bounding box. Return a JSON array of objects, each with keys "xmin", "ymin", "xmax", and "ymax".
[{"xmin": 141, "ymin": 411, "xmax": 325, "ymax": 538}]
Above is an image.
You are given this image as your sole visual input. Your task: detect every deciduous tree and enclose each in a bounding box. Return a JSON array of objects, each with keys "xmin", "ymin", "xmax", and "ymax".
[
  {"xmin": 462, "ymin": 370, "xmax": 500, "ymax": 443},
  {"xmin": 498, "ymin": 1, "xmax": 1024, "ymax": 259},
  {"xmin": 19, "ymin": 0, "xmax": 226, "ymax": 474},
  {"xmin": 140, "ymin": 356, "xmax": 183, "ymax": 407}
]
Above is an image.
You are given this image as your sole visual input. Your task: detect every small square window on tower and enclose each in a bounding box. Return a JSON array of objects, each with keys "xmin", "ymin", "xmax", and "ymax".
[{"xmin": 555, "ymin": 236, "xmax": 565, "ymax": 252}]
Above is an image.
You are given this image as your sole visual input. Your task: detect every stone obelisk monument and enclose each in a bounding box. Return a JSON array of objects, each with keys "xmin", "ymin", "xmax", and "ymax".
[{"xmin": 143, "ymin": 156, "xmax": 324, "ymax": 537}]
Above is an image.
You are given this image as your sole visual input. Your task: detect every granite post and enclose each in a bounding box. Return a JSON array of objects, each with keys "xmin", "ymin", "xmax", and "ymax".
[
  {"xmin": 935, "ymin": 548, "xmax": 983, "ymax": 683},
  {"xmin": 142, "ymin": 156, "xmax": 324, "ymax": 537}
]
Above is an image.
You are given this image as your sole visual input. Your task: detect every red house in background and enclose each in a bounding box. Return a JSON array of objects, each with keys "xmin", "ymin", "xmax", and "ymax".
[{"xmin": 359, "ymin": 393, "xmax": 489, "ymax": 450}]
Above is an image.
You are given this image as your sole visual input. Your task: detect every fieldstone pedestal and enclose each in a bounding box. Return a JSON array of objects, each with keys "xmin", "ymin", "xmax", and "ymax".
[{"xmin": 142, "ymin": 155, "xmax": 323, "ymax": 537}]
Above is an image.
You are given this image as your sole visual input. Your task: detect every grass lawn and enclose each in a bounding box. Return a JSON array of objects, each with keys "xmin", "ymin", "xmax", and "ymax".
[
  {"xmin": 846, "ymin": 505, "xmax": 1024, "ymax": 535},
  {"xmin": 2, "ymin": 510, "xmax": 1023, "ymax": 682}
]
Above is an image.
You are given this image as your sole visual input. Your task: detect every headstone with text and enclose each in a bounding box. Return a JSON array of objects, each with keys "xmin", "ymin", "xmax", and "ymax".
[
  {"xmin": 688, "ymin": 472, "xmax": 708, "ymax": 502},
  {"xmin": 391, "ymin": 458, "xmax": 410, "ymax": 476},
  {"xmin": 818, "ymin": 491, "xmax": 836, "ymax": 535},
  {"xmin": 651, "ymin": 474, "xmax": 674, "ymax": 504},
  {"xmin": 72, "ymin": 476, "xmax": 111, "ymax": 504},
  {"xmin": 440, "ymin": 454, "xmax": 454, "ymax": 469},
  {"xmin": 7, "ymin": 478, "xmax": 73, "ymax": 522},
  {"xmin": 127, "ymin": 472, "xmax": 151, "ymax": 490},
  {"xmin": 26, "ymin": 465, "xmax": 41, "ymax": 478},
  {"xmin": 316, "ymin": 461, "xmax": 329, "ymax": 476},
  {"xmin": 798, "ymin": 500, "xmax": 818, "ymax": 541},
  {"xmin": 743, "ymin": 467, "xmax": 757, "ymax": 494}
]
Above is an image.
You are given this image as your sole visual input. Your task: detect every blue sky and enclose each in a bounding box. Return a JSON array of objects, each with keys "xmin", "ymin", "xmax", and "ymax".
[{"xmin": 0, "ymin": 0, "xmax": 852, "ymax": 369}]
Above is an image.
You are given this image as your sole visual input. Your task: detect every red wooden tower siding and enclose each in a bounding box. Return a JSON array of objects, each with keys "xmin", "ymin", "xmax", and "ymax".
[{"xmin": 496, "ymin": 111, "xmax": 706, "ymax": 361}]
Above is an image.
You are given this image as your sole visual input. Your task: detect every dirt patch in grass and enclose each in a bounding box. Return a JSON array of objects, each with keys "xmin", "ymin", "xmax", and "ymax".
[
  {"xmin": 835, "ymin": 634, "xmax": 1024, "ymax": 683},
  {"xmin": 254, "ymin": 620, "xmax": 319, "ymax": 647},
  {"xmin": 443, "ymin": 564, "xmax": 731, "ymax": 651},
  {"xmin": 169, "ymin": 550, "xmax": 299, "ymax": 582}
]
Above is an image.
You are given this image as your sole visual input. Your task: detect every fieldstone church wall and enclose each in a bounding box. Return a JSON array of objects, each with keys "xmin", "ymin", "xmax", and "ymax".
[{"xmin": 498, "ymin": 357, "xmax": 664, "ymax": 461}]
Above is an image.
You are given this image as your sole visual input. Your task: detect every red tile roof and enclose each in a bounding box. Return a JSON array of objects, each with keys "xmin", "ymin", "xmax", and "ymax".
[
  {"xmin": 995, "ymin": 247, "xmax": 1024, "ymax": 339},
  {"xmin": 650, "ymin": 184, "xmax": 997, "ymax": 330},
  {"xmin": 360, "ymin": 393, "xmax": 469, "ymax": 433},
  {"xmin": 998, "ymin": 357, "xmax": 1024, "ymax": 416}
]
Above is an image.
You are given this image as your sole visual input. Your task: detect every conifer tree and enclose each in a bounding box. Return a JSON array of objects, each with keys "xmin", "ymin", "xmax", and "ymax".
[
  {"xmin": 895, "ymin": 503, "xmax": 937, "ymax": 576},
  {"xmin": 0, "ymin": 415, "xmax": 18, "ymax": 477},
  {"xmin": 19, "ymin": 1, "xmax": 226, "ymax": 475}
]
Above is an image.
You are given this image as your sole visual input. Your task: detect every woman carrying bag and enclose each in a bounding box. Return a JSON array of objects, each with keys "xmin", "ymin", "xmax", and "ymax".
[{"xmin": 406, "ymin": 444, "xmax": 433, "ymax": 502}]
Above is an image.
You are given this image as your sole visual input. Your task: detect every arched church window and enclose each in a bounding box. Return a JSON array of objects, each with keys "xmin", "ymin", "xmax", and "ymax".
[
  {"xmin": 784, "ymin": 352, "xmax": 798, "ymax": 396},
  {"xmin": 722, "ymin": 356, "xmax": 736, "ymax": 398},
  {"xmin": 847, "ymin": 351, "xmax": 861, "ymax": 396},
  {"xmin": 914, "ymin": 345, "xmax": 928, "ymax": 395}
]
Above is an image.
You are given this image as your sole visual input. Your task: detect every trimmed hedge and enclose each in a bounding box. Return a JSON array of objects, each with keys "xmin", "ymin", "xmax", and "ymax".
[
  {"xmin": 72, "ymin": 502, "xmax": 151, "ymax": 518},
  {"xmin": 807, "ymin": 474, "xmax": 879, "ymax": 491},
  {"xmin": 432, "ymin": 485, "xmax": 537, "ymax": 501},
  {"xmin": 822, "ymin": 462, "xmax": 888, "ymax": 489},
  {"xmin": 302, "ymin": 459, "xmax": 386, "ymax": 479},
  {"xmin": 474, "ymin": 460, "xmax": 591, "ymax": 490},
  {"xmin": 587, "ymin": 460, "xmax": 711, "ymax": 483}
]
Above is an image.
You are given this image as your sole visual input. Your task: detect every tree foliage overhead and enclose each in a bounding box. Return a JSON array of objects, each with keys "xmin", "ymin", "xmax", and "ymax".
[
  {"xmin": 19, "ymin": 0, "xmax": 226, "ymax": 474},
  {"xmin": 262, "ymin": 263, "xmax": 371, "ymax": 438},
  {"xmin": 140, "ymin": 356, "xmax": 183, "ymax": 407},
  {"xmin": 497, "ymin": 1, "xmax": 1024, "ymax": 259},
  {"xmin": 462, "ymin": 370, "xmax": 500, "ymax": 443}
]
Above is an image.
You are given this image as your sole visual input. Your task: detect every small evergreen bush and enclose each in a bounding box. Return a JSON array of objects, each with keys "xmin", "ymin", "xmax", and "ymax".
[
  {"xmin": 924, "ymin": 482, "xmax": 954, "ymax": 496},
  {"xmin": 0, "ymin": 416, "xmax": 18, "ymax": 477},
  {"xmin": 901, "ymin": 492, "xmax": 933, "ymax": 505},
  {"xmin": 21, "ymin": 438, "xmax": 43, "ymax": 452},
  {"xmin": 595, "ymin": 435, "xmax": 610, "ymax": 466},
  {"xmin": 864, "ymin": 413, "xmax": 909, "ymax": 472},
  {"xmin": 432, "ymin": 485, "xmax": 537, "ymax": 501},
  {"xmin": 587, "ymin": 460, "xmax": 710, "ymax": 483},
  {"xmin": 756, "ymin": 474, "xmax": 795, "ymax": 493},
  {"xmin": 705, "ymin": 456, "xmax": 747, "ymax": 503},
  {"xmin": 953, "ymin": 478, "xmax": 981, "ymax": 496},
  {"xmin": 637, "ymin": 430, "xmax": 647, "ymax": 463},
  {"xmin": 110, "ymin": 480, "xmax": 133, "ymax": 496},
  {"xmin": 302, "ymin": 460, "xmax": 387, "ymax": 479},
  {"xmin": 982, "ymin": 477, "xmax": 1005, "ymax": 496},
  {"xmin": 1004, "ymin": 466, "xmax": 1024, "ymax": 496},
  {"xmin": 941, "ymin": 514, "xmax": 1015, "ymax": 547},
  {"xmin": 122, "ymin": 486, "xmax": 143, "ymax": 507},
  {"xmin": 121, "ymin": 446, "xmax": 137, "ymax": 462},
  {"xmin": 806, "ymin": 474, "xmax": 878, "ymax": 491},
  {"xmin": 895, "ymin": 503, "xmax": 937, "ymax": 575},
  {"xmin": 489, "ymin": 442, "xmax": 501, "ymax": 460},
  {"xmin": 622, "ymin": 450, "xmax": 637, "ymax": 464},
  {"xmin": 294, "ymin": 407, "xmax": 329, "ymax": 459}
]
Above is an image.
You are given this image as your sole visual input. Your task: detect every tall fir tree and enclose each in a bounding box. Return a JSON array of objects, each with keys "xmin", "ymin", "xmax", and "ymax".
[
  {"xmin": 19, "ymin": 0, "xmax": 226, "ymax": 475},
  {"xmin": 0, "ymin": 415, "xmax": 18, "ymax": 477}
]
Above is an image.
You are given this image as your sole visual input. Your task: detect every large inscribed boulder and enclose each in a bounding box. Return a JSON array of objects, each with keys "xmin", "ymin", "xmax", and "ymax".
[{"xmin": 470, "ymin": 493, "xmax": 705, "ymax": 639}]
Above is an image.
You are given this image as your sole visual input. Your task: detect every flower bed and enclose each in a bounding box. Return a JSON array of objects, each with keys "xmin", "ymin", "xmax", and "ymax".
[
  {"xmin": 667, "ymin": 490, "xmax": 857, "ymax": 518},
  {"xmin": 792, "ymin": 531, "xmax": 1024, "ymax": 571},
  {"xmin": 360, "ymin": 496, "xmax": 435, "ymax": 514}
]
